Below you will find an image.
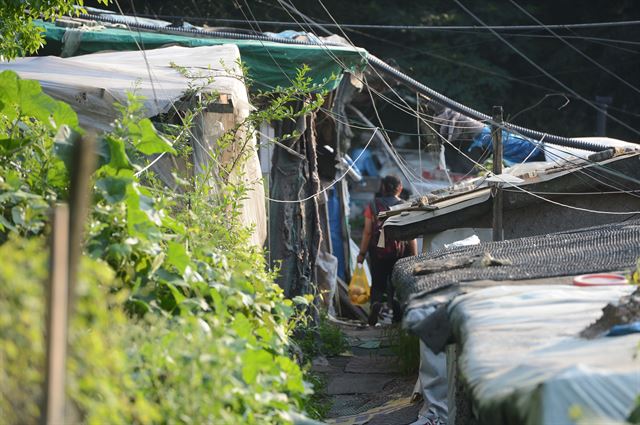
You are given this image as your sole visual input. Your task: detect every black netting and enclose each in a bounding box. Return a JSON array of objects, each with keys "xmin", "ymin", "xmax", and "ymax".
[{"xmin": 393, "ymin": 219, "xmax": 640, "ymax": 304}]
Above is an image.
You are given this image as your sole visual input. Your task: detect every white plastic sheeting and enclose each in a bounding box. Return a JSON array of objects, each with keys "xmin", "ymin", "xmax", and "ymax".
[
  {"xmin": 448, "ymin": 284, "xmax": 640, "ymax": 425},
  {"xmin": 316, "ymin": 250, "xmax": 339, "ymax": 316},
  {"xmin": 1, "ymin": 45, "xmax": 251, "ymax": 131},
  {"xmin": 1, "ymin": 46, "xmax": 266, "ymax": 246}
]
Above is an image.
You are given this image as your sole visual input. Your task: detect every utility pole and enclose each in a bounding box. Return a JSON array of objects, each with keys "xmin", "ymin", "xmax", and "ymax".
[{"xmin": 491, "ymin": 106, "xmax": 504, "ymax": 242}]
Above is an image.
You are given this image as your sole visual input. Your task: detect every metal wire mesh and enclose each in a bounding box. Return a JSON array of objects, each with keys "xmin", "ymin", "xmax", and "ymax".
[{"xmin": 393, "ymin": 219, "xmax": 640, "ymax": 304}]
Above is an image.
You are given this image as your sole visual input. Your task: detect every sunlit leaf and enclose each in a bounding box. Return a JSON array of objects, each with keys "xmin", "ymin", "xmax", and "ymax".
[
  {"xmin": 166, "ymin": 241, "xmax": 189, "ymax": 275},
  {"xmin": 131, "ymin": 119, "xmax": 176, "ymax": 155}
]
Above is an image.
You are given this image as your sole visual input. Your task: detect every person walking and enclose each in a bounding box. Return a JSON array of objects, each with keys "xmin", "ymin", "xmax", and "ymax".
[{"xmin": 357, "ymin": 175, "xmax": 417, "ymax": 325}]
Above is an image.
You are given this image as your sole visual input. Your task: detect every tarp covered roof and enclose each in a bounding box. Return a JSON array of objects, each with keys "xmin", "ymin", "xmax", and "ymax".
[
  {"xmin": 37, "ymin": 20, "xmax": 367, "ymax": 92},
  {"xmin": 1, "ymin": 44, "xmax": 249, "ymax": 131},
  {"xmin": 449, "ymin": 283, "xmax": 639, "ymax": 425},
  {"xmin": 1, "ymin": 44, "xmax": 250, "ymax": 131}
]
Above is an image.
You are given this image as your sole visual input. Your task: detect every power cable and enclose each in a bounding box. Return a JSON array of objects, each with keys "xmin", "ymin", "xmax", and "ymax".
[
  {"xmin": 230, "ymin": 1, "xmax": 640, "ymax": 204},
  {"xmin": 110, "ymin": 13, "xmax": 640, "ymax": 31},
  {"xmin": 420, "ymin": 114, "xmax": 640, "ymax": 215},
  {"xmin": 509, "ymin": 0, "xmax": 640, "ymax": 96},
  {"xmin": 451, "ymin": 0, "xmax": 640, "ymax": 139},
  {"xmin": 82, "ymin": 0, "xmax": 640, "ymax": 208},
  {"xmin": 264, "ymin": 128, "xmax": 379, "ymax": 203},
  {"xmin": 75, "ymin": 9, "xmax": 619, "ymax": 152},
  {"xmin": 274, "ymin": 0, "xmax": 640, "ymax": 202}
]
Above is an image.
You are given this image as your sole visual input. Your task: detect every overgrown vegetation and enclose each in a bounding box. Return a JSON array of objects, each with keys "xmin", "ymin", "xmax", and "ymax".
[
  {"xmin": 0, "ymin": 60, "xmax": 332, "ymax": 423},
  {"xmin": 388, "ymin": 328, "xmax": 421, "ymax": 376},
  {"xmin": 295, "ymin": 313, "xmax": 350, "ymax": 360},
  {"xmin": 294, "ymin": 314, "xmax": 349, "ymax": 420}
]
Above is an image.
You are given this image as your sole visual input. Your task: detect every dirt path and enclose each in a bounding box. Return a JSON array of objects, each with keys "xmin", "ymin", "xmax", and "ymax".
[{"xmin": 312, "ymin": 321, "xmax": 422, "ymax": 425}]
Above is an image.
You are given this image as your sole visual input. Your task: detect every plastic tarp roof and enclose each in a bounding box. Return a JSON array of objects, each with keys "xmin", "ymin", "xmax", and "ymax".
[
  {"xmin": 0, "ymin": 45, "xmax": 267, "ymax": 246},
  {"xmin": 1, "ymin": 45, "xmax": 250, "ymax": 131},
  {"xmin": 37, "ymin": 20, "xmax": 367, "ymax": 92},
  {"xmin": 448, "ymin": 284, "xmax": 640, "ymax": 425}
]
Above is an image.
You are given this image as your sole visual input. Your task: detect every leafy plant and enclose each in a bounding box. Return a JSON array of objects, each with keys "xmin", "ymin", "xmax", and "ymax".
[
  {"xmin": 295, "ymin": 313, "xmax": 349, "ymax": 361},
  {"xmin": 0, "ymin": 236, "xmax": 146, "ymax": 425},
  {"xmin": 0, "ymin": 66, "xmax": 331, "ymax": 423},
  {"xmin": 0, "ymin": 1, "xmax": 110, "ymax": 60},
  {"xmin": 388, "ymin": 328, "xmax": 421, "ymax": 376},
  {"xmin": 0, "ymin": 70, "xmax": 79, "ymax": 240}
]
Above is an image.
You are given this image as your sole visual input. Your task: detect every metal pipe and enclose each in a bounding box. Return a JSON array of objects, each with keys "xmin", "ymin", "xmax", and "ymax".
[{"xmin": 77, "ymin": 12, "xmax": 612, "ymax": 152}]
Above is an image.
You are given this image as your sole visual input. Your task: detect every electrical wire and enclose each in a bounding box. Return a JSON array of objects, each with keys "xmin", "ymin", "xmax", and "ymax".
[
  {"xmin": 264, "ymin": 128, "xmax": 379, "ymax": 203},
  {"xmin": 213, "ymin": 2, "xmax": 640, "ymax": 212},
  {"xmin": 452, "ymin": 0, "xmax": 640, "ymax": 139},
  {"xmin": 274, "ymin": 0, "xmax": 640, "ymax": 200},
  {"xmin": 77, "ymin": 8, "xmax": 616, "ymax": 152},
  {"xmin": 510, "ymin": 0, "xmax": 640, "ymax": 96},
  {"xmin": 115, "ymin": 0, "xmax": 231, "ymax": 179},
  {"xmin": 420, "ymin": 113, "xmax": 640, "ymax": 215},
  {"xmin": 81, "ymin": 6, "xmax": 640, "ymax": 203},
  {"xmin": 362, "ymin": 54, "xmax": 640, "ymax": 193},
  {"xmin": 119, "ymin": 13, "xmax": 640, "ymax": 31}
]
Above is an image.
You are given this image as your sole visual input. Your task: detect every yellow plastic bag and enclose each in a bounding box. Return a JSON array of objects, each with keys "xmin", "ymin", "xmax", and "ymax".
[{"xmin": 349, "ymin": 264, "xmax": 370, "ymax": 305}]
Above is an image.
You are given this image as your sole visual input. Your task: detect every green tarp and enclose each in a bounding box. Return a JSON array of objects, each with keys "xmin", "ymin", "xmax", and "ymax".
[{"xmin": 37, "ymin": 20, "xmax": 367, "ymax": 91}]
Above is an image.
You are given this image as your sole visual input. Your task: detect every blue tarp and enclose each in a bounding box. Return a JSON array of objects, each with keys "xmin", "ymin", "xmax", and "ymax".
[
  {"xmin": 328, "ymin": 187, "xmax": 346, "ymax": 280},
  {"xmin": 469, "ymin": 126, "xmax": 545, "ymax": 165},
  {"xmin": 350, "ymin": 147, "xmax": 378, "ymax": 177}
]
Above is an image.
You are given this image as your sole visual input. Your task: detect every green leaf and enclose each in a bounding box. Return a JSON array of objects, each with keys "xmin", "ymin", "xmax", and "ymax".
[
  {"xmin": 95, "ymin": 175, "xmax": 133, "ymax": 203},
  {"xmin": 276, "ymin": 356, "xmax": 305, "ymax": 393},
  {"xmin": 241, "ymin": 350, "xmax": 273, "ymax": 384},
  {"xmin": 292, "ymin": 295, "xmax": 310, "ymax": 306},
  {"xmin": 52, "ymin": 125, "xmax": 81, "ymax": 171},
  {"xmin": 130, "ymin": 119, "xmax": 176, "ymax": 155},
  {"xmin": 46, "ymin": 159, "xmax": 68, "ymax": 190},
  {"xmin": 11, "ymin": 206, "xmax": 25, "ymax": 227},
  {"xmin": 232, "ymin": 313, "xmax": 253, "ymax": 340},
  {"xmin": 0, "ymin": 215, "xmax": 16, "ymax": 232},
  {"xmin": 102, "ymin": 135, "xmax": 133, "ymax": 173},
  {"xmin": 166, "ymin": 241, "xmax": 189, "ymax": 275},
  {"xmin": 0, "ymin": 137, "xmax": 29, "ymax": 155},
  {"xmin": 106, "ymin": 243, "xmax": 132, "ymax": 260},
  {"xmin": 149, "ymin": 253, "xmax": 166, "ymax": 276},
  {"xmin": 0, "ymin": 70, "xmax": 78, "ymax": 129},
  {"xmin": 163, "ymin": 281, "xmax": 186, "ymax": 305}
]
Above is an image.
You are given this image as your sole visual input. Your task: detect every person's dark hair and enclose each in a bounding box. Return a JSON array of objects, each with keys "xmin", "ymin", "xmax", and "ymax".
[{"xmin": 381, "ymin": 175, "xmax": 402, "ymax": 196}]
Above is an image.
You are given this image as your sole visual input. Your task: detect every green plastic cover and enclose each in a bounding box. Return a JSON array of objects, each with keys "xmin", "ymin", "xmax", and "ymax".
[{"xmin": 38, "ymin": 20, "xmax": 367, "ymax": 91}]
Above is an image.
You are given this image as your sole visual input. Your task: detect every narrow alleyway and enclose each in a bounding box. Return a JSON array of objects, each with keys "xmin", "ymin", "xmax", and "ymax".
[{"xmin": 313, "ymin": 321, "xmax": 422, "ymax": 425}]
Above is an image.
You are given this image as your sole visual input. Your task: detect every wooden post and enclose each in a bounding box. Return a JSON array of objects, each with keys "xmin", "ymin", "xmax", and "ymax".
[
  {"xmin": 491, "ymin": 106, "xmax": 504, "ymax": 242},
  {"xmin": 67, "ymin": 133, "xmax": 96, "ymax": 312},
  {"xmin": 42, "ymin": 204, "xmax": 70, "ymax": 425},
  {"xmin": 41, "ymin": 133, "xmax": 96, "ymax": 425}
]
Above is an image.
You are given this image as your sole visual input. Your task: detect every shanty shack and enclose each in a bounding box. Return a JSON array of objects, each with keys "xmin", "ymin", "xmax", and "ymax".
[
  {"xmin": 394, "ymin": 219, "xmax": 640, "ymax": 425},
  {"xmin": 9, "ymin": 13, "xmax": 373, "ymax": 307}
]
